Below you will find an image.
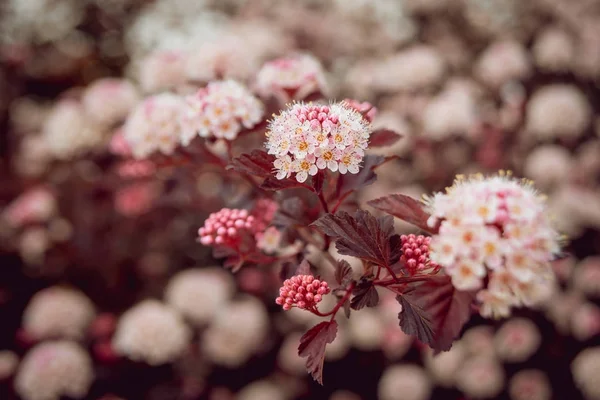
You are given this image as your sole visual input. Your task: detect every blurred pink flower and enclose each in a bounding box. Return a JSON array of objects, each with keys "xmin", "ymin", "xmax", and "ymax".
[{"xmin": 114, "ymin": 182, "xmax": 157, "ymax": 217}]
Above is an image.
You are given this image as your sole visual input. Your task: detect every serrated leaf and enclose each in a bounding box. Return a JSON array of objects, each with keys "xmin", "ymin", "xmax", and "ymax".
[
  {"xmin": 227, "ymin": 150, "xmax": 274, "ymax": 178},
  {"xmin": 337, "ymin": 155, "xmax": 385, "ymax": 197},
  {"xmin": 369, "ymin": 129, "xmax": 403, "ymax": 147},
  {"xmin": 260, "ymin": 177, "xmax": 305, "ymax": 191},
  {"xmin": 350, "ymin": 280, "xmax": 379, "ymax": 310},
  {"xmin": 396, "ymin": 275, "xmax": 474, "ymax": 352},
  {"xmin": 368, "ymin": 194, "xmax": 435, "ymax": 233},
  {"xmin": 311, "ymin": 210, "xmax": 401, "ymax": 267},
  {"xmin": 334, "ymin": 260, "xmax": 353, "ymax": 286},
  {"xmin": 298, "ymin": 321, "xmax": 338, "ymax": 385}
]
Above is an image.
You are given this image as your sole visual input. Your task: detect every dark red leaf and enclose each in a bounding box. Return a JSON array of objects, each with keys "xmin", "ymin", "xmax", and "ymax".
[
  {"xmin": 227, "ymin": 150, "xmax": 274, "ymax": 178},
  {"xmin": 260, "ymin": 177, "xmax": 305, "ymax": 191},
  {"xmin": 334, "ymin": 260, "xmax": 353, "ymax": 286},
  {"xmin": 396, "ymin": 275, "xmax": 474, "ymax": 352},
  {"xmin": 350, "ymin": 280, "xmax": 379, "ymax": 310},
  {"xmin": 337, "ymin": 155, "xmax": 385, "ymax": 197},
  {"xmin": 369, "ymin": 129, "xmax": 404, "ymax": 147},
  {"xmin": 368, "ymin": 194, "xmax": 436, "ymax": 233},
  {"xmin": 298, "ymin": 321, "xmax": 338, "ymax": 385},
  {"xmin": 311, "ymin": 210, "xmax": 401, "ymax": 267}
]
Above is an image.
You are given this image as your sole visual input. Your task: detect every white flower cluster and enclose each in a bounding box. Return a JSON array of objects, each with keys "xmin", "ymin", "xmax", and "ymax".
[
  {"xmin": 15, "ymin": 341, "xmax": 93, "ymax": 400},
  {"xmin": 164, "ymin": 268, "xmax": 235, "ymax": 326},
  {"xmin": 81, "ymin": 78, "xmax": 140, "ymax": 126},
  {"xmin": 426, "ymin": 172, "xmax": 561, "ymax": 319},
  {"xmin": 181, "ymin": 80, "xmax": 264, "ymax": 142},
  {"xmin": 265, "ymin": 102, "xmax": 371, "ymax": 183},
  {"xmin": 572, "ymin": 347, "xmax": 600, "ymax": 400},
  {"xmin": 255, "ymin": 53, "xmax": 329, "ymax": 102},
  {"xmin": 22, "ymin": 286, "xmax": 96, "ymax": 341},
  {"xmin": 112, "ymin": 300, "xmax": 191, "ymax": 365},
  {"xmin": 201, "ymin": 296, "xmax": 269, "ymax": 367},
  {"xmin": 122, "ymin": 93, "xmax": 186, "ymax": 159},
  {"xmin": 42, "ymin": 100, "xmax": 104, "ymax": 160}
]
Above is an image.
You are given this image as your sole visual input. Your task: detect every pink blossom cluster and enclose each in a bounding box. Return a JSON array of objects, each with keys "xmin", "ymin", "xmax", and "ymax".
[
  {"xmin": 198, "ymin": 208, "xmax": 258, "ymax": 247},
  {"xmin": 181, "ymin": 80, "xmax": 264, "ymax": 143},
  {"xmin": 400, "ymin": 234, "xmax": 438, "ymax": 275},
  {"xmin": 122, "ymin": 93, "xmax": 185, "ymax": 159},
  {"xmin": 426, "ymin": 172, "xmax": 561, "ymax": 319},
  {"xmin": 266, "ymin": 102, "xmax": 371, "ymax": 182},
  {"xmin": 255, "ymin": 54, "xmax": 328, "ymax": 102},
  {"xmin": 275, "ymin": 275, "xmax": 331, "ymax": 311}
]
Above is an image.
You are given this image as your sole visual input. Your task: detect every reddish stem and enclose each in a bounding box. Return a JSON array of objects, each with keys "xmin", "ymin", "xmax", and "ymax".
[
  {"xmin": 309, "ymin": 281, "xmax": 356, "ymax": 320},
  {"xmin": 374, "ymin": 275, "xmax": 432, "ymax": 287},
  {"xmin": 317, "ymin": 191, "xmax": 329, "ymax": 213},
  {"xmin": 331, "ymin": 190, "xmax": 352, "ymax": 213}
]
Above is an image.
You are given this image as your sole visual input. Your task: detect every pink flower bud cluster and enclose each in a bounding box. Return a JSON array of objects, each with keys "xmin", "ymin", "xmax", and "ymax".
[
  {"xmin": 266, "ymin": 101, "xmax": 371, "ymax": 183},
  {"xmin": 255, "ymin": 53, "xmax": 328, "ymax": 102},
  {"xmin": 343, "ymin": 99, "xmax": 378, "ymax": 122},
  {"xmin": 123, "ymin": 93, "xmax": 185, "ymax": 159},
  {"xmin": 426, "ymin": 172, "xmax": 561, "ymax": 319},
  {"xmin": 181, "ymin": 80, "xmax": 264, "ymax": 143},
  {"xmin": 276, "ymin": 275, "xmax": 331, "ymax": 311},
  {"xmin": 400, "ymin": 234, "xmax": 438, "ymax": 275},
  {"xmin": 198, "ymin": 208, "xmax": 257, "ymax": 247}
]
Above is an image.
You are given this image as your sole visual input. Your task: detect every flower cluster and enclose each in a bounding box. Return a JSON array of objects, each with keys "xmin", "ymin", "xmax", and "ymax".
[
  {"xmin": 122, "ymin": 93, "xmax": 185, "ymax": 159},
  {"xmin": 426, "ymin": 172, "xmax": 561, "ymax": 318},
  {"xmin": 181, "ymin": 80, "xmax": 264, "ymax": 143},
  {"xmin": 22, "ymin": 286, "xmax": 96, "ymax": 341},
  {"xmin": 112, "ymin": 300, "xmax": 191, "ymax": 366},
  {"xmin": 266, "ymin": 102, "xmax": 371, "ymax": 182},
  {"xmin": 198, "ymin": 208, "xmax": 258, "ymax": 247},
  {"xmin": 276, "ymin": 275, "xmax": 331, "ymax": 311},
  {"xmin": 255, "ymin": 54, "xmax": 329, "ymax": 102},
  {"xmin": 198, "ymin": 199, "xmax": 278, "ymax": 254},
  {"xmin": 400, "ymin": 234, "xmax": 439, "ymax": 275},
  {"xmin": 15, "ymin": 341, "xmax": 94, "ymax": 400}
]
